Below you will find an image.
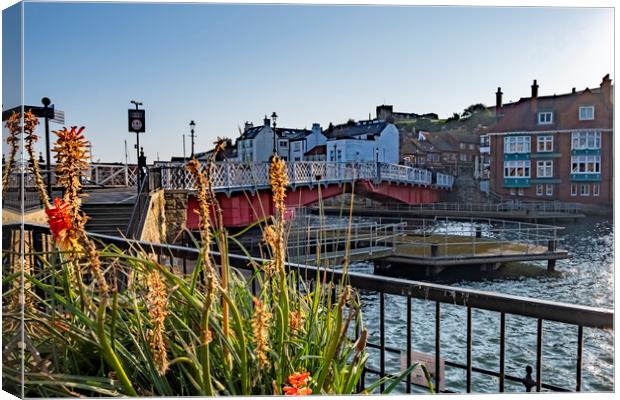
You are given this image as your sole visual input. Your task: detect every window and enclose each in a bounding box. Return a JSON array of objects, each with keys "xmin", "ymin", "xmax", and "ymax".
[
  {"xmin": 593, "ymin": 184, "xmax": 600, "ymax": 196},
  {"xmin": 537, "ymin": 161, "xmax": 553, "ymax": 178},
  {"xmin": 460, "ymin": 143, "xmax": 466, "ymax": 150},
  {"xmin": 517, "ymin": 188, "xmax": 525, "ymax": 196},
  {"xmin": 571, "ymin": 131, "xmax": 601, "ymax": 149},
  {"xmin": 571, "ymin": 184, "xmax": 577, "ymax": 196},
  {"xmin": 279, "ymin": 141, "xmax": 287, "ymax": 147},
  {"xmin": 537, "ymin": 136, "xmax": 554, "ymax": 152},
  {"xmin": 460, "ymin": 154, "xmax": 467, "ymax": 161},
  {"xmin": 469, "ymin": 144, "xmax": 475, "ymax": 150},
  {"xmin": 538, "ymin": 112, "xmax": 553, "ymax": 125},
  {"xmin": 536, "ymin": 185, "xmax": 544, "ymax": 196},
  {"xmin": 571, "ymin": 155, "xmax": 601, "ymax": 174},
  {"xmin": 510, "ymin": 188, "xmax": 516, "ymax": 196},
  {"xmin": 504, "ymin": 136, "xmax": 531, "ymax": 154},
  {"xmin": 579, "ymin": 106, "xmax": 595, "ymax": 121},
  {"xmin": 546, "ymin": 184, "xmax": 553, "ymax": 196},
  {"xmin": 503, "ymin": 160, "xmax": 531, "ymax": 178},
  {"xmin": 580, "ymin": 184, "xmax": 590, "ymax": 196}
]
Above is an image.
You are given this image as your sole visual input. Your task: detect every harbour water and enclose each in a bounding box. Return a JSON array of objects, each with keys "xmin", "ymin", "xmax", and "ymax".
[{"xmin": 345, "ymin": 216, "xmax": 613, "ymax": 393}]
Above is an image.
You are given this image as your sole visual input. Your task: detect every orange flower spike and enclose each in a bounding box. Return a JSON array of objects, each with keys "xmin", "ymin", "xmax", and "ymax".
[
  {"xmin": 283, "ymin": 386, "xmax": 312, "ymax": 396},
  {"xmin": 297, "ymin": 387, "xmax": 312, "ymax": 395},
  {"xmin": 45, "ymin": 198, "xmax": 79, "ymax": 250},
  {"xmin": 283, "ymin": 386, "xmax": 298, "ymax": 396},
  {"xmin": 46, "ymin": 198, "xmax": 72, "ymax": 237},
  {"xmin": 288, "ymin": 372, "xmax": 311, "ymax": 387}
]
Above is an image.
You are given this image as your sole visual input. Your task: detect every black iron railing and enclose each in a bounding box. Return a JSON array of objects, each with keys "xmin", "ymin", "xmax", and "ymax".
[
  {"xmin": 3, "ymin": 223, "xmax": 613, "ymax": 393},
  {"xmin": 125, "ymin": 167, "xmax": 163, "ymax": 238}
]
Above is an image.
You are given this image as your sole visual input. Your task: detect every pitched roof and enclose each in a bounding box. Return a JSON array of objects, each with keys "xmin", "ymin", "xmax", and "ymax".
[
  {"xmin": 305, "ymin": 145, "xmax": 326, "ymax": 156},
  {"xmin": 491, "ymin": 84, "xmax": 613, "ymax": 133},
  {"xmin": 421, "ymin": 132, "xmax": 458, "ymax": 152},
  {"xmin": 276, "ymin": 127, "xmax": 311, "ymax": 140},
  {"xmin": 239, "ymin": 125, "xmax": 312, "ymax": 141},
  {"xmin": 446, "ymin": 130, "xmax": 480, "ymax": 144},
  {"xmin": 239, "ymin": 125, "xmax": 265, "ymax": 140},
  {"xmin": 329, "ymin": 120, "xmax": 388, "ymax": 139}
]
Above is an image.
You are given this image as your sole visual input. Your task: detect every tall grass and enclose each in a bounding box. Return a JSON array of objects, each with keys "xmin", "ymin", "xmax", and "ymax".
[{"xmin": 2, "ymin": 127, "xmax": 417, "ymax": 396}]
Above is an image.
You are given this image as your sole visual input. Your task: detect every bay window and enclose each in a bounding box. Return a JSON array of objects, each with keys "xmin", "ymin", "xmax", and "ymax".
[
  {"xmin": 571, "ymin": 131, "xmax": 601, "ymax": 150},
  {"xmin": 504, "ymin": 160, "xmax": 531, "ymax": 178},
  {"xmin": 571, "ymin": 155, "xmax": 601, "ymax": 174},
  {"xmin": 504, "ymin": 136, "xmax": 531, "ymax": 154}
]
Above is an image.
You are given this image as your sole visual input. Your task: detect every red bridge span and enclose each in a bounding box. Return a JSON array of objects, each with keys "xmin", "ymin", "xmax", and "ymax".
[{"xmin": 155, "ymin": 161, "xmax": 454, "ymax": 228}]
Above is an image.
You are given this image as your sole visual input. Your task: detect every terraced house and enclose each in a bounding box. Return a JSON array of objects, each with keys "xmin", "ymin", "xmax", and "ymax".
[{"xmin": 488, "ymin": 75, "xmax": 613, "ymax": 207}]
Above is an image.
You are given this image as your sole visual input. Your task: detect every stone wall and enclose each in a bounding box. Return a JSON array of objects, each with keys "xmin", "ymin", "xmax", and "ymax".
[
  {"xmin": 140, "ymin": 189, "xmax": 167, "ymax": 243},
  {"xmin": 163, "ymin": 190, "xmax": 189, "ymax": 244}
]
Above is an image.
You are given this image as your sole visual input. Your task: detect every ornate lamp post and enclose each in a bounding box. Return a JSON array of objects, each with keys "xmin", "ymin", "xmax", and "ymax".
[
  {"xmin": 189, "ymin": 120, "xmax": 196, "ymax": 158},
  {"xmin": 271, "ymin": 112, "xmax": 278, "ymax": 156}
]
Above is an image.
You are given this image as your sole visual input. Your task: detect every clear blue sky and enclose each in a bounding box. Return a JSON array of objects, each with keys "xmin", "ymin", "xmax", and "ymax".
[{"xmin": 2, "ymin": 2, "xmax": 614, "ymax": 163}]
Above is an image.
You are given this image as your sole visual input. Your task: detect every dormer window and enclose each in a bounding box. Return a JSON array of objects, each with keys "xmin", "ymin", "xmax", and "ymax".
[
  {"xmin": 538, "ymin": 112, "xmax": 553, "ymax": 125},
  {"xmin": 579, "ymin": 106, "xmax": 595, "ymax": 121}
]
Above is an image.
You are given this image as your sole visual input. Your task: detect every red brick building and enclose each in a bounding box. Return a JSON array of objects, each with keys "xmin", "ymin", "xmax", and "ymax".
[{"xmin": 488, "ymin": 75, "xmax": 613, "ymax": 206}]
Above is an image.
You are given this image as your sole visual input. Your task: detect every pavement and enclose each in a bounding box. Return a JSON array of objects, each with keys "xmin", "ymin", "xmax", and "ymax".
[{"xmin": 82, "ymin": 188, "xmax": 137, "ymax": 204}]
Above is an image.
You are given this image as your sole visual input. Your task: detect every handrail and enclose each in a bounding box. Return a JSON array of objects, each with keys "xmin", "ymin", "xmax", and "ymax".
[
  {"xmin": 8, "ymin": 223, "xmax": 611, "ymax": 329},
  {"xmin": 125, "ymin": 176, "xmax": 150, "ymax": 238},
  {"xmin": 360, "ymin": 201, "xmax": 583, "ymax": 215},
  {"xmin": 156, "ymin": 161, "xmax": 454, "ymax": 191}
]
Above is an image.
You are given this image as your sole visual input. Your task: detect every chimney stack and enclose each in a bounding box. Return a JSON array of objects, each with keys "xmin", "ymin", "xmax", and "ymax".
[
  {"xmin": 572, "ymin": 87, "xmax": 576, "ymax": 94},
  {"xmin": 600, "ymin": 74, "xmax": 612, "ymax": 102},
  {"xmin": 496, "ymin": 87, "xmax": 503, "ymax": 109},
  {"xmin": 263, "ymin": 115, "xmax": 271, "ymax": 127},
  {"xmin": 531, "ymin": 79, "xmax": 539, "ymax": 98},
  {"xmin": 244, "ymin": 121, "xmax": 254, "ymax": 131}
]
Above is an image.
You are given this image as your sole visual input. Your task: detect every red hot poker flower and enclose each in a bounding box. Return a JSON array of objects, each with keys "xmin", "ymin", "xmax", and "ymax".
[
  {"xmin": 288, "ymin": 372, "xmax": 311, "ymax": 387},
  {"xmin": 45, "ymin": 198, "xmax": 76, "ymax": 250},
  {"xmin": 283, "ymin": 386, "xmax": 312, "ymax": 396}
]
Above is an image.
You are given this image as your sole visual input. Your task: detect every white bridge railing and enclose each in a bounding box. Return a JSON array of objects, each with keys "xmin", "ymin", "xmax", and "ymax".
[
  {"xmin": 6, "ymin": 163, "xmax": 139, "ymax": 188},
  {"xmin": 156, "ymin": 161, "xmax": 454, "ymax": 191}
]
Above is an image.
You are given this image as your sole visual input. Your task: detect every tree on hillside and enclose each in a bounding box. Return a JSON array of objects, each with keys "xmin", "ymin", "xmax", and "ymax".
[
  {"xmin": 462, "ymin": 103, "xmax": 487, "ymax": 116},
  {"xmin": 446, "ymin": 112, "xmax": 460, "ymax": 122}
]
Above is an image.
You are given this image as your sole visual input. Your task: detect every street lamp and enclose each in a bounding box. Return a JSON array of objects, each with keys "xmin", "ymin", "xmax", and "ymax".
[
  {"xmin": 189, "ymin": 120, "xmax": 196, "ymax": 158},
  {"xmin": 271, "ymin": 112, "xmax": 278, "ymax": 156},
  {"xmin": 41, "ymin": 97, "xmax": 53, "ymax": 198}
]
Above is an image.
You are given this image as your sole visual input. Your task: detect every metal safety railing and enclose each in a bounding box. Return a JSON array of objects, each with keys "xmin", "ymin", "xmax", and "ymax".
[
  {"xmin": 365, "ymin": 201, "xmax": 582, "ymax": 215},
  {"xmin": 3, "ymin": 223, "xmax": 612, "ymax": 393},
  {"xmin": 3, "ymin": 163, "xmax": 140, "ymax": 190},
  {"xmin": 285, "ymin": 221, "xmax": 406, "ymax": 263},
  {"xmin": 380, "ymin": 216, "xmax": 564, "ymax": 258}
]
